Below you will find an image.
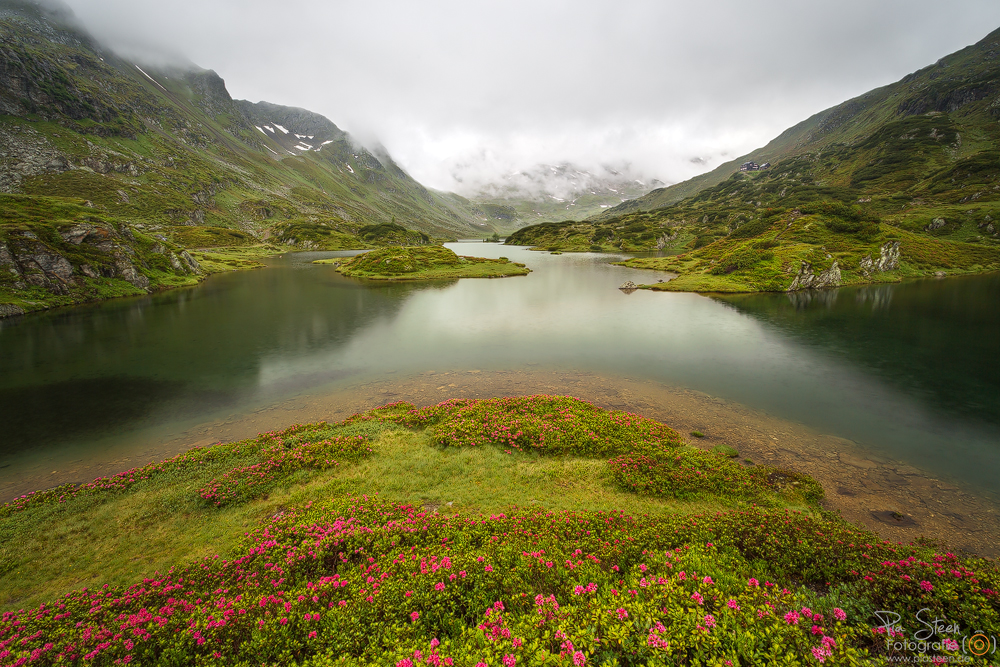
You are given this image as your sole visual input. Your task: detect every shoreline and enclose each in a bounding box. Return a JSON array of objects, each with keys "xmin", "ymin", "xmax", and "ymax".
[
  {"xmin": 4, "ymin": 369, "xmax": 997, "ymax": 558},
  {"xmin": 0, "ymin": 244, "xmax": 288, "ymax": 320}
]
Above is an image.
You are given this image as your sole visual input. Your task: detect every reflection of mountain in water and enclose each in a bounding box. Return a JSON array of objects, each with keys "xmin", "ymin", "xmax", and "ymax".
[
  {"xmin": 715, "ymin": 274, "xmax": 1000, "ymax": 427},
  {"xmin": 0, "ymin": 263, "xmax": 417, "ymax": 453}
]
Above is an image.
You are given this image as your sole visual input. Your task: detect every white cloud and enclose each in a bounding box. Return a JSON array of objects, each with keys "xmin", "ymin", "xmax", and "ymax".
[{"xmin": 62, "ymin": 0, "xmax": 1000, "ymax": 191}]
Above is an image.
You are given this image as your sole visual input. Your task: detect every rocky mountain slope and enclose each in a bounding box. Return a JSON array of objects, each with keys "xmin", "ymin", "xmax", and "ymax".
[
  {"xmin": 509, "ymin": 26, "xmax": 1000, "ymax": 292},
  {"xmin": 467, "ymin": 163, "xmax": 660, "ymax": 231},
  {"xmin": 0, "ymin": 0, "xmax": 492, "ymax": 315}
]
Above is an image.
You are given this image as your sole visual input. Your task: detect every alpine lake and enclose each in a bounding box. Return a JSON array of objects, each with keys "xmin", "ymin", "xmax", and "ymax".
[{"xmin": 2, "ymin": 242, "xmax": 999, "ymax": 554}]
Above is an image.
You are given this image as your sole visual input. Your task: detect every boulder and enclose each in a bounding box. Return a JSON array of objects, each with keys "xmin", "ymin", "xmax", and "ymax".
[
  {"xmin": 619, "ymin": 281, "xmax": 638, "ymax": 290},
  {"xmin": 858, "ymin": 241, "xmax": 901, "ymax": 275},
  {"xmin": 787, "ymin": 260, "xmax": 841, "ymax": 291},
  {"xmin": 925, "ymin": 217, "xmax": 946, "ymax": 231},
  {"xmin": 180, "ymin": 250, "xmax": 202, "ymax": 273},
  {"xmin": 112, "ymin": 254, "xmax": 150, "ymax": 290},
  {"xmin": 0, "ymin": 304, "xmax": 25, "ymax": 318}
]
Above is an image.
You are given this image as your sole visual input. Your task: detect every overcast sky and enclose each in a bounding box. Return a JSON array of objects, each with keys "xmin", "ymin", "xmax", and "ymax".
[{"xmin": 60, "ymin": 0, "xmax": 1000, "ymax": 193}]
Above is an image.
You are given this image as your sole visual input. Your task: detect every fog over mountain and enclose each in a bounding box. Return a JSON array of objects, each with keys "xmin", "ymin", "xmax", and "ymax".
[{"xmin": 53, "ymin": 0, "xmax": 1000, "ymax": 193}]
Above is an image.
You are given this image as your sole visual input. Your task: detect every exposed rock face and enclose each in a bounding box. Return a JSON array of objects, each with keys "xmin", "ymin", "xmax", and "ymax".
[
  {"xmin": 169, "ymin": 250, "xmax": 202, "ymax": 274},
  {"xmin": 655, "ymin": 231, "xmax": 678, "ymax": 250},
  {"xmin": 111, "ymin": 254, "xmax": 148, "ymax": 290},
  {"xmin": 858, "ymin": 241, "xmax": 901, "ymax": 276},
  {"xmin": 925, "ymin": 217, "xmax": 947, "ymax": 231},
  {"xmin": 179, "ymin": 250, "xmax": 201, "ymax": 273},
  {"xmin": 0, "ymin": 303, "xmax": 24, "ymax": 317},
  {"xmin": 619, "ymin": 281, "xmax": 638, "ymax": 290},
  {"xmin": 787, "ymin": 260, "xmax": 841, "ymax": 291}
]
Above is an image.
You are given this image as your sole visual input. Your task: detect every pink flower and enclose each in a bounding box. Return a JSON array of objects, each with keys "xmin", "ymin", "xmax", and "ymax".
[
  {"xmin": 430, "ymin": 638, "xmax": 440, "ymax": 648},
  {"xmin": 405, "ymin": 591, "xmax": 413, "ymax": 597},
  {"xmin": 821, "ymin": 636, "xmax": 837, "ymax": 650},
  {"xmin": 811, "ymin": 646, "xmax": 830, "ymax": 663},
  {"xmin": 616, "ymin": 608, "xmax": 628, "ymax": 620},
  {"xmin": 691, "ymin": 592, "xmax": 704, "ymax": 605},
  {"xmin": 573, "ymin": 651, "xmax": 586, "ymax": 666},
  {"xmin": 435, "ymin": 582, "xmax": 446, "ymax": 591},
  {"xmin": 503, "ymin": 655, "xmax": 516, "ymax": 667},
  {"xmin": 811, "ymin": 624, "xmax": 822, "ymax": 635},
  {"xmin": 833, "ymin": 608, "xmax": 847, "ymax": 622},
  {"xmin": 785, "ymin": 611, "xmax": 800, "ymax": 625},
  {"xmin": 573, "ymin": 585, "xmax": 585, "ymax": 596},
  {"xmin": 704, "ymin": 614, "xmax": 716, "ymax": 628},
  {"xmin": 726, "ymin": 599, "xmax": 740, "ymax": 610},
  {"xmin": 920, "ymin": 580, "xmax": 934, "ymax": 592},
  {"xmin": 308, "ymin": 631, "xmax": 317, "ymax": 639},
  {"xmin": 397, "ymin": 660, "xmax": 414, "ymax": 667},
  {"xmin": 801, "ymin": 607, "xmax": 813, "ymax": 619},
  {"xmin": 485, "ymin": 565, "xmax": 494, "ymax": 572},
  {"xmin": 411, "ymin": 611, "xmax": 420, "ymax": 621},
  {"xmin": 512, "ymin": 638, "xmax": 522, "ymax": 648},
  {"xmin": 703, "ymin": 576, "xmax": 713, "ymax": 585},
  {"xmin": 748, "ymin": 578, "xmax": 759, "ymax": 587}
]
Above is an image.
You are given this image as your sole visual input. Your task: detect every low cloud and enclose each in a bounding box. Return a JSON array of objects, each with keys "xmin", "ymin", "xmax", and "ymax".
[{"xmin": 60, "ymin": 0, "xmax": 1000, "ymax": 192}]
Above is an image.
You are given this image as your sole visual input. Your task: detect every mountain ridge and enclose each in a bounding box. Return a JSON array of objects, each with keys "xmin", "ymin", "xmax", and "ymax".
[{"xmin": 508, "ymin": 25, "xmax": 1000, "ymax": 292}]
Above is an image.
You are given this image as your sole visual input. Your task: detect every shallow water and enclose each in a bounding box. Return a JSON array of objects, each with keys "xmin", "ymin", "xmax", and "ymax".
[{"xmin": 1, "ymin": 242, "xmax": 998, "ymax": 506}]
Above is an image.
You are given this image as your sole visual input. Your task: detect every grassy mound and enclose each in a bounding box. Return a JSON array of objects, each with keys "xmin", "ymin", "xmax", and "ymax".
[
  {"xmin": 1, "ymin": 396, "xmax": 997, "ymax": 665},
  {"xmin": 329, "ymin": 246, "xmax": 530, "ymax": 280}
]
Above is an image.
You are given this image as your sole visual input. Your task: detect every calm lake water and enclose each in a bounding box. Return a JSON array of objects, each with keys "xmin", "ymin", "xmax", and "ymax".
[{"xmin": 1, "ymin": 242, "xmax": 998, "ymax": 500}]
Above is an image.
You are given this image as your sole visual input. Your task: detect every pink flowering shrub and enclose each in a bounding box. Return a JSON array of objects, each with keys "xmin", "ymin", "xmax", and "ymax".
[
  {"xmin": 0, "ymin": 497, "xmax": 995, "ymax": 666},
  {"xmin": 198, "ymin": 434, "xmax": 370, "ymax": 506},
  {"xmin": 609, "ymin": 452, "xmax": 824, "ymax": 505},
  {"xmin": 0, "ymin": 421, "xmax": 374, "ymax": 518},
  {"xmin": 1, "ymin": 399, "xmax": 997, "ymax": 665},
  {"xmin": 353, "ymin": 395, "xmax": 684, "ymax": 457}
]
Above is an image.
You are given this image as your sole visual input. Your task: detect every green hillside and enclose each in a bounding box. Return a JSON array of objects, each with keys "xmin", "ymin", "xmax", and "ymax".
[
  {"xmin": 0, "ymin": 0, "xmax": 492, "ymax": 315},
  {"xmin": 508, "ymin": 27, "xmax": 1000, "ymax": 291}
]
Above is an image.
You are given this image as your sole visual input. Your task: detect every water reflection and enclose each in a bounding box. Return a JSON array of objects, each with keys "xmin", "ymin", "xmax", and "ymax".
[
  {"xmin": 0, "ymin": 245, "xmax": 997, "ymax": 500},
  {"xmin": 717, "ymin": 273, "xmax": 1000, "ymax": 427}
]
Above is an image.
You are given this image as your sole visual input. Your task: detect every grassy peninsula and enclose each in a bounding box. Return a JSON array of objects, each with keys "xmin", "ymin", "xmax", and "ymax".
[
  {"xmin": 1, "ymin": 396, "xmax": 996, "ymax": 665},
  {"xmin": 323, "ymin": 245, "xmax": 530, "ymax": 280}
]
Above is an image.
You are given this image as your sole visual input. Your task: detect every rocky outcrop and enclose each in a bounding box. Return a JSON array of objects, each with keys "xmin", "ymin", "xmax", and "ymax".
[
  {"xmin": 0, "ymin": 222, "xmax": 206, "ymax": 316},
  {"xmin": 655, "ymin": 231, "xmax": 678, "ymax": 250},
  {"xmin": 925, "ymin": 217, "xmax": 947, "ymax": 231},
  {"xmin": 787, "ymin": 260, "xmax": 841, "ymax": 291},
  {"xmin": 170, "ymin": 250, "xmax": 201, "ymax": 274},
  {"xmin": 0, "ymin": 303, "xmax": 24, "ymax": 317},
  {"xmin": 858, "ymin": 241, "xmax": 901, "ymax": 276}
]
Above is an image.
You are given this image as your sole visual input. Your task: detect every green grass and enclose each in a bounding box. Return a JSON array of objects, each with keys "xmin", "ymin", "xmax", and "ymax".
[
  {"xmin": 0, "ymin": 396, "xmax": 807, "ymax": 612},
  {"xmin": 331, "ymin": 245, "xmax": 530, "ymax": 280}
]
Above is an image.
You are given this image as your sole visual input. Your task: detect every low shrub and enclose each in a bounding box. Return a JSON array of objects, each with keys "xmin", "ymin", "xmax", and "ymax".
[
  {"xmin": 1, "ymin": 499, "xmax": 995, "ymax": 665},
  {"xmin": 354, "ymin": 396, "xmax": 684, "ymax": 457}
]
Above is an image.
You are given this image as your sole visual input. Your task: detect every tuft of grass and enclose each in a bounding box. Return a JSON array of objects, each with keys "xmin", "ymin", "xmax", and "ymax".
[{"xmin": 713, "ymin": 443, "xmax": 740, "ymax": 458}]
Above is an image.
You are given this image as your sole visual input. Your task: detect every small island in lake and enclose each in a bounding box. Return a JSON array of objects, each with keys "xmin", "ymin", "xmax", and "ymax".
[{"xmin": 316, "ymin": 245, "xmax": 530, "ymax": 280}]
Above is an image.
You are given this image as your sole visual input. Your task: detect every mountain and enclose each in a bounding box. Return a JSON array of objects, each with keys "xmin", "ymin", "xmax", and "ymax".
[
  {"xmin": 466, "ymin": 163, "xmax": 662, "ymax": 231},
  {"xmin": 0, "ymin": 0, "xmax": 495, "ymax": 315},
  {"xmin": 509, "ymin": 27, "xmax": 1000, "ymax": 292}
]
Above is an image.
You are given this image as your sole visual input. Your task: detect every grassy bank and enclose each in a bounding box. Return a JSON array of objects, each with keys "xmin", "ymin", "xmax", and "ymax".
[
  {"xmin": 323, "ymin": 246, "xmax": 530, "ymax": 280},
  {"xmin": 1, "ymin": 396, "xmax": 996, "ymax": 665}
]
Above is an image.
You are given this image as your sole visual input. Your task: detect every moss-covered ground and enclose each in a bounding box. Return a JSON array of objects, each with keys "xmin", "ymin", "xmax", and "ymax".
[
  {"xmin": 327, "ymin": 246, "xmax": 530, "ymax": 281},
  {"xmin": 0, "ymin": 396, "xmax": 996, "ymax": 665}
]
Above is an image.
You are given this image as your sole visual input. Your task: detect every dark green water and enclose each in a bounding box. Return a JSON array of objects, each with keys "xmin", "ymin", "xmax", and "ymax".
[{"xmin": 1, "ymin": 243, "xmax": 998, "ymax": 499}]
